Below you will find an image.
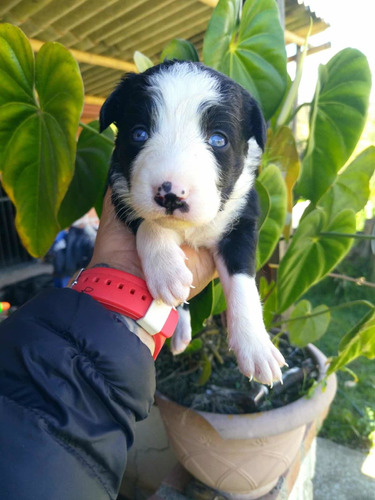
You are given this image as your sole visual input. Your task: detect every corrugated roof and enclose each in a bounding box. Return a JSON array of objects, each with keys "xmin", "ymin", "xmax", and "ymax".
[{"xmin": 0, "ymin": 0, "xmax": 329, "ymax": 106}]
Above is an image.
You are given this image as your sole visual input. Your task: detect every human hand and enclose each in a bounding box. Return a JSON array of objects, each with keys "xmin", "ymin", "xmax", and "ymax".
[{"xmin": 87, "ymin": 189, "xmax": 217, "ymax": 353}]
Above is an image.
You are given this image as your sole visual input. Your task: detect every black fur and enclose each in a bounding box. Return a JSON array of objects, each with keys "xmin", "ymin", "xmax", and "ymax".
[{"xmin": 218, "ymin": 188, "xmax": 259, "ymax": 276}]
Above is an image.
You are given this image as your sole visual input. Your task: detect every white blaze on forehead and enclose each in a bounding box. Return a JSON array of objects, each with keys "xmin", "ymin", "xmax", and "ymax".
[{"xmin": 147, "ymin": 64, "xmax": 221, "ymax": 140}]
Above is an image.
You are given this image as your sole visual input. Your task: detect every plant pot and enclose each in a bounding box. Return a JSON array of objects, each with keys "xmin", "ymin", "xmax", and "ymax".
[{"xmin": 155, "ymin": 344, "xmax": 337, "ymax": 500}]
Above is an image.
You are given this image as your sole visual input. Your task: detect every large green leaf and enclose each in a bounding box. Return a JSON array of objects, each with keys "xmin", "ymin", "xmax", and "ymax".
[
  {"xmin": 277, "ymin": 208, "xmax": 356, "ymax": 313},
  {"xmin": 263, "ymin": 126, "xmax": 300, "ymax": 240},
  {"xmin": 288, "ymin": 300, "xmax": 330, "ymax": 347},
  {"xmin": 296, "ymin": 48, "xmax": 372, "ymax": 203},
  {"xmin": 318, "ymin": 146, "xmax": 375, "ymax": 220},
  {"xmin": 256, "ymin": 164, "xmax": 287, "ymax": 269},
  {"xmin": 203, "ymin": 0, "xmax": 287, "ymax": 119},
  {"xmin": 161, "ymin": 39, "xmax": 199, "ymax": 62},
  {"xmin": 58, "ymin": 121, "xmax": 114, "ymax": 228},
  {"xmin": 327, "ymin": 308, "xmax": 375, "ymax": 375},
  {"xmin": 0, "ymin": 24, "xmax": 83, "ymax": 256}
]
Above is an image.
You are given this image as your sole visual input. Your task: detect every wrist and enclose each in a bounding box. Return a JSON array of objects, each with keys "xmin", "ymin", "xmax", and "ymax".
[
  {"xmin": 70, "ymin": 267, "xmax": 178, "ymax": 359},
  {"xmin": 88, "ymin": 255, "xmax": 144, "ymax": 280}
]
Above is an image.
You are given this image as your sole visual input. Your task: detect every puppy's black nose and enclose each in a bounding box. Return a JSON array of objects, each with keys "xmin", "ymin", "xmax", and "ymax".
[{"xmin": 161, "ymin": 181, "xmax": 172, "ymax": 193}]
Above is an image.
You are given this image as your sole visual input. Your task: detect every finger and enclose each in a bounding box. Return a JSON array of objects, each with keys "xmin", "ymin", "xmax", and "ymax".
[{"xmin": 182, "ymin": 246, "xmax": 217, "ymax": 299}]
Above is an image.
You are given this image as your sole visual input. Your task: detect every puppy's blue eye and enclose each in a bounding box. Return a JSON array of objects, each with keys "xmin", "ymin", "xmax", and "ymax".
[
  {"xmin": 132, "ymin": 128, "xmax": 148, "ymax": 142},
  {"xmin": 208, "ymin": 133, "xmax": 227, "ymax": 148}
]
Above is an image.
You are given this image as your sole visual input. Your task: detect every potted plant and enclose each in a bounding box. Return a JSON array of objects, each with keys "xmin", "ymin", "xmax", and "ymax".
[{"xmin": 0, "ymin": 0, "xmax": 374, "ymax": 497}]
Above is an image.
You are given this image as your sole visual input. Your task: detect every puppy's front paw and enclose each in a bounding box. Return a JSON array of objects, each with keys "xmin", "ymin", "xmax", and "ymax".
[
  {"xmin": 144, "ymin": 246, "xmax": 193, "ymax": 306},
  {"xmin": 230, "ymin": 332, "xmax": 286, "ymax": 386}
]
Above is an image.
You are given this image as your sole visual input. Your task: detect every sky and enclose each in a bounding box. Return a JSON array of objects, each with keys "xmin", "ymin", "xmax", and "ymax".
[{"xmin": 294, "ymin": 0, "xmax": 375, "ymax": 102}]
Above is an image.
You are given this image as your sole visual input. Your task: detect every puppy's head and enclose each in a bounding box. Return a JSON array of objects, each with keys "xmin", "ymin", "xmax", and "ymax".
[{"xmin": 100, "ymin": 60, "xmax": 266, "ymax": 226}]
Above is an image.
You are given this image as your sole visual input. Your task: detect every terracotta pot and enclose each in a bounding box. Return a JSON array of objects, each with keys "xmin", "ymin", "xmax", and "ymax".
[{"xmin": 156, "ymin": 344, "xmax": 337, "ymax": 500}]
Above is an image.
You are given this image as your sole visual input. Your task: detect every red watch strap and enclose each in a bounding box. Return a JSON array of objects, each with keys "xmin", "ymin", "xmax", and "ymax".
[{"xmin": 71, "ymin": 267, "xmax": 178, "ymax": 359}]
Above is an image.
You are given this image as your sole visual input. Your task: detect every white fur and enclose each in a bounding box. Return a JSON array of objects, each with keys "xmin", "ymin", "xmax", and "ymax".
[
  {"xmin": 171, "ymin": 306, "xmax": 192, "ymax": 354},
  {"xmin": 215, "ymin": 256, "xmax": 285, "ymax": 385}
]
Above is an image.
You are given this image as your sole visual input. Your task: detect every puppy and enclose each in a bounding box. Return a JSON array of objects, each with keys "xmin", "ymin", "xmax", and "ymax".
[{"xmin": 100, "ymin": 60, "xmax": 285, "ymax": 385}]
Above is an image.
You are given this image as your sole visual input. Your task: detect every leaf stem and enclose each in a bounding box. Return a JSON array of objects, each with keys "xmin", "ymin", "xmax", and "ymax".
[
  {"xmin": 320, "ymin": 232, "xmax": 375, "ymax": 240},
  {"xmin": 267, "ymin": 263, "xmax": 375, "ymax": 288},
  {"xmin": 273, "ymin": 300, "xmax": 374, "ymax": 327}
]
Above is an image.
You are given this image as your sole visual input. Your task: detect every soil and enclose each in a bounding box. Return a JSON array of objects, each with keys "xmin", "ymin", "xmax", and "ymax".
[{"xmin": 156, "ymin": 317, "xmax": 320, "ymax": 414}]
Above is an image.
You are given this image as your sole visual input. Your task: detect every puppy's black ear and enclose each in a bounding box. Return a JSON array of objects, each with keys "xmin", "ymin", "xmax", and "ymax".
[
  {"xmin": 99, "ymin": 87, "xmax": 121, "ymax": 132},
  {"xmin": 100, "ymin": 72, "xmax": 142, "ymax": 132},
  {"xmin": 242, "ymin": 90, "xmax": 267, "ymax": 151}
]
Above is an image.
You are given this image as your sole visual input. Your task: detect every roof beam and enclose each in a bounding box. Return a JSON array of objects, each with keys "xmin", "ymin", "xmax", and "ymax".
[
  {"xmin": 84, "ymin": 95, "xmax": 106, "ymax": 105},
  {"xmin": 29, "ymin": 38, "xmax": 137, "ymax": 72}
]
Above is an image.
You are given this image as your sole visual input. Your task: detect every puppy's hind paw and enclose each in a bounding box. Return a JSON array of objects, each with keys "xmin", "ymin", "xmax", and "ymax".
[
  {"xmin": 170, "ymin": 305, "xmax": 192, "ymax": 354},
  {"xmin": 234, "ymin": 337, "xmax": 286, "ymax": 387}
]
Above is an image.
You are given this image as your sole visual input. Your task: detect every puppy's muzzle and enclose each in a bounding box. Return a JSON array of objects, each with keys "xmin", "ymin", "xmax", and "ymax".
[{"xmin": 154, "ymin": 181, "xmax": 190, "ymax": 215}]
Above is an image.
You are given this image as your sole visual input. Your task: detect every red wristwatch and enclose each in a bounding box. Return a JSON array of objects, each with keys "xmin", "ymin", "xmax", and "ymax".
[{"xmin": 71, "ymin": 267, "xmax": 178, "ymax": 359}]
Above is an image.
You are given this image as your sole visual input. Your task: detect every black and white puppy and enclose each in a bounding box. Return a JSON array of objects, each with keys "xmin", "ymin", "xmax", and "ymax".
[{"xmin": 100, "ymin": 60, "xmax": 285, "ymax": 385}]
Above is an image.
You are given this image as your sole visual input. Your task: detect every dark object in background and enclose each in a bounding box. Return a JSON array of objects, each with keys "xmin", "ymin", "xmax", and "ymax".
[
  {"xmin": 0, "ymin": 274, "xmax": 53, "ymax": 308},
  {"xmin": 48, "ymin": 225, "xmax": 96, "ymax": 287},
  {"xmin": 1, "ymin": 225, "xmax": 96, "ymax": 309}
]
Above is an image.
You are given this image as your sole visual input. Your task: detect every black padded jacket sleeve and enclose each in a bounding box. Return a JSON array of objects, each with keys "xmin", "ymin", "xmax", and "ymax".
[{"xmin": 0, "ymin": 288, "xmax": 155, "ymax": 500}]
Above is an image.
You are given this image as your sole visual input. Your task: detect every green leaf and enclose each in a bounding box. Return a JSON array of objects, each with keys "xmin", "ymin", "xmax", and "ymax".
[
  {"xmin": 288, "ymin": 300, "xmax": 331, "ymax": 347},
  {"xmin": 318, "ymin": 146, "xmax": 375, "ymax": 220},
  {"xmin": 276, "ymin": 19, "xmax": 312, "ymax": 128},
  {"xmin": 328, "ymin": 308, "xmax": 375, "ymax": 375},
  {"xmin": 58, "ymin": 121, "xmax": 114, "ymax": 228},
  {"xmin": 263, "ymin": 127, "xmax": 300, "ymax": 240},
  {"xmin": 211, "ymin": 279, "xmax": 227, "ymax": 316},
  {"xmin": 161, "ymin": 39, "xmax": 199, "ymax": 62},
  {"xmin": 259, "ymin": 277, "xmax": 277, "ymax": 329},
  {"xmin": 197, "ymin": 353, "xmax": 212, "ymax": 386},
  {"xmin": 183, "ymin": 338, "xmax": 203, "ymax": 354},
  {"xmin": 133, "ymin": 51, "xmax": 153, "ymax": 72},
  {"xmin": 189, "ymin": 282, "xmax": 214, "ymax": 336},
  {"xmin": 0, "ymin": 24, "xmax": 83, "ymax": 257},
  {"xmin": 296, "ymin": 48, "xmax": 372, "ymax": 203},
  {"xmin": 203, "ymin": 0, "xmax": 287, "ymax": 120},
  {"xmin": 256, "ymin": 164, "xmax": 287, "ymax": 269},
  {"xmin": 277, "ymin": 208, "xmax": 356, "ymax": 313},
  {"xmin": 255, "ymin": 178, "xmax": 270, "ymax": 232},
  {"xmin": 189, "ymin": 279, "xmax": 227, "ymax": 336},
  {"xmin": 0, "ymin": 23, "xmax": 34, "ymax": 110}
]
